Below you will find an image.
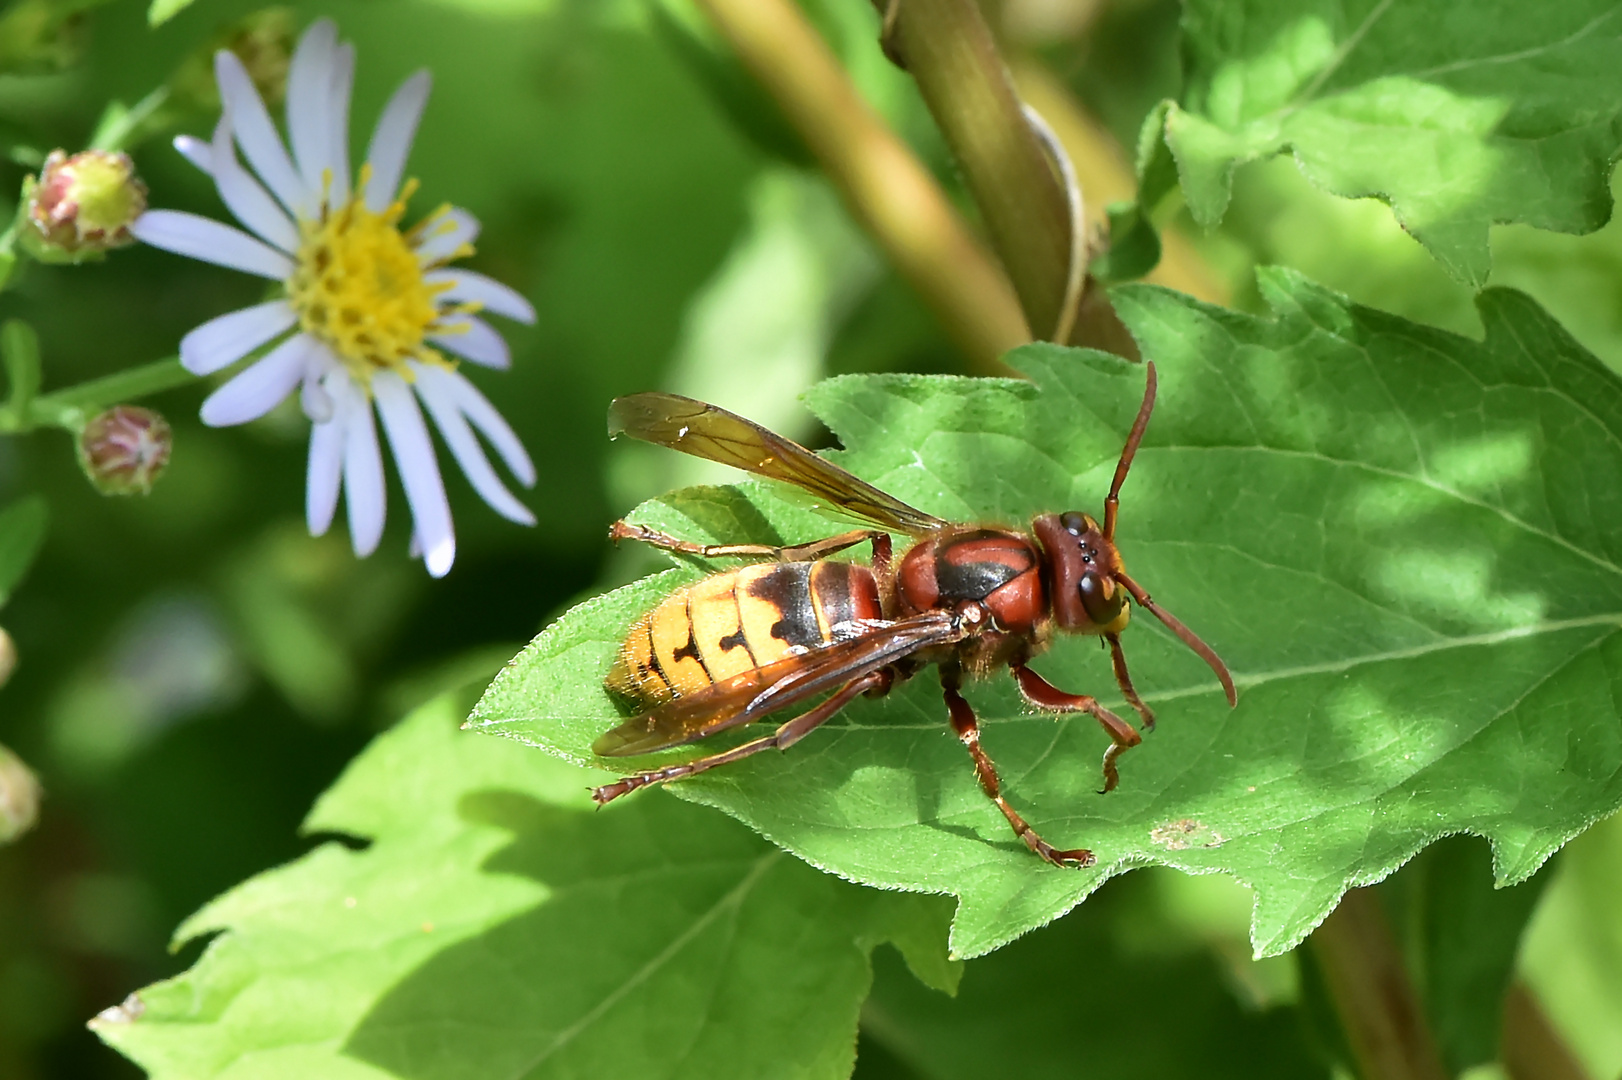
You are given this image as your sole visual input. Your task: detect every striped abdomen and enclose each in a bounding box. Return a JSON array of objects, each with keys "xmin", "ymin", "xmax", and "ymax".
[{"xmin": 607, "ymin": 561, "xmax": 882, "ymax": 705}]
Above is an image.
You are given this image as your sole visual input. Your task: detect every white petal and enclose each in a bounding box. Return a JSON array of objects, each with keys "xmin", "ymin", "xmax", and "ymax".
[
  {"xmin": 174, "ymin": 134, "xmax": 212, "ymax": 175},
  {"xmin": 210, "ymin": 115, "xmax": 299, "ymax": 252},
  {"xmin": 340, "ymin": 377, "xmax": 386, "ymax": 557},
  {"xmin": 424, "ymin": 268, "xmax": 535, "ymax": 323},
  {"xmin": 306, "ymin": 407, "xmax": 343, "ymax": 536},
  {"xmin": 299, "ymin": 342, "xmax": 340, "ymax": 422},
  {"xmin": 199, "ymin": 334, "xmax": 311, "ymax": 427},
  {"xmin": 286, "ymin": 18, "xmax": 338, "ymax": 199},
  {"xmin": 180, "ymin": 299, "xmax": 297, "ymax": 375},
  {"xmin": 301, "ymin": 377, "xmax": 333, "ymax": 423},
  {"xmin": 132, "ymin": 210, "xmax": 293, "ymax": 279},
  {"xmin": 363, "ymin": 71, "xmax": 430, "ymax": 212},
  {"xmin": 428, "ymin": 316, "xmax": 509, "ymax": 370},
  {"xmin": 428, "ymin": 368, "xmax": 535, "ymax": 487},
  {"xmin": 373, "ymin": 372, "xmax": 455, "ymax": 577},
  {"xmin": 215, "ymin": 50, "xmax": 312, "ymax": 218},
  {"xmin": 326, "ymin": 43, "xmax": 356, "ymax": 205},
  {"xmin": 413, "ymin": 364, "xmax": 534, "ymax": 525},
  {"xmin": 414, "ymin": 207, "xmax": 479, "ymax": 264}
]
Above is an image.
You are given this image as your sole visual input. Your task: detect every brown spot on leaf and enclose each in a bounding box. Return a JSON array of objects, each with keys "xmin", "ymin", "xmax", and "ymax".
[{"xmin": 1150, "ymin": 818, "xmax": 1225, "ymax": 850}]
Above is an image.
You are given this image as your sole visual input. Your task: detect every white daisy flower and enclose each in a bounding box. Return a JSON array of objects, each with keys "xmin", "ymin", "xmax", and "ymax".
[{"xmin": 132, "ymin": 18, "xmax": 537, "ymax": 578}]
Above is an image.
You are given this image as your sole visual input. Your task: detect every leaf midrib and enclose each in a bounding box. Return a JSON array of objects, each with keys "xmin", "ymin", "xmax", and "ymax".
[
  {"xmin": 826, "ymin": 613, "xmax": 1622, "ymax": 732},
  {"xmin": 505, "ymin": 850, "xmax": 781, "ymax": 1080}
]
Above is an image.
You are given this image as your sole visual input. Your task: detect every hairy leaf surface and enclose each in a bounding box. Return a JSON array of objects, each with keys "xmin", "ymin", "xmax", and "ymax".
[
  {"xmin": 1141, "ymin": 0, "xmax": 1622, "ymax": 284},
  {"xmin": 474, "ymin": 270, "xmax": 1622, "ymax": 958},
  {"xmin": 93, "ymin": 692, "xmax": 957, "ymax": 1080}
]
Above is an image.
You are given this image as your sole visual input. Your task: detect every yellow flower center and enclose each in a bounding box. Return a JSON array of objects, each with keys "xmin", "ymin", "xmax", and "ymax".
[{"xmin": 286, "ymin": 176, "xmax": 471, "ymax": 383}]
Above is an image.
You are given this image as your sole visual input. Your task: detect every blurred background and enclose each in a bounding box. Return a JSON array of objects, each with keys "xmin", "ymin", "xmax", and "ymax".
[{"xmin": 0, "ymin": 0, "xmax": 1619, "ymax": 1076}]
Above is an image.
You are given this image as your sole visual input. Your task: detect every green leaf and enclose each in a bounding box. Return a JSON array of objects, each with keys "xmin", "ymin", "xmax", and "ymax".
[
  {"xmin": 147, "ymin": 0, "xmax": 196, "ymax": 27},
  {"xmin": 94, "ymin": 691, "xmax": 958, "ymax": 1080},
  {"xmin": 1145, "ymin": 0, "xmax": 1622, "ymax": 285},
  {"xmin": 0, "ymin": 495, "xmax": 47, "ymax": 608},
  {"xmin": 1090, "ymin": 200, "xmax": 1163, "ymax": 284},
  {"xmin": 473, "ymin": 268, "xmax": 1622, "ymax": 960}
]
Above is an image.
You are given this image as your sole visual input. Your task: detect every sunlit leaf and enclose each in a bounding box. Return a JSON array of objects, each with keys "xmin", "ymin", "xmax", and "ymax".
[
  {"xmin": 1140, "ymin": 0, "xmax": 1622, "ymax": 285},
  {"xmin": 94, "ymin": 692, "xmax": 957, "ymax": 1080},
  {"xmin": 146, "ymin": 0, "xmax": 195, "ymax": 27},
  {"xmin": 473, "ymin": 268, "xmax": 1622, "ymax": 959}
]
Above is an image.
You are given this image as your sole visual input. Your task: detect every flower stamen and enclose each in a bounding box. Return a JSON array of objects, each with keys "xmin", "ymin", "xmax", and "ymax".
[{"xmin": 286, "ymin": 176, "xmax": 447, "ymax": 384}]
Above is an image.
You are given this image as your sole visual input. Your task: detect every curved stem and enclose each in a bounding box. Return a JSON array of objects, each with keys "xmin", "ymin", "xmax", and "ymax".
[
  {"xmin": 876, "ymin": 0, "xmax": 1071, "ymax": 338},
  {"xmin": 1008, "ymin": 59, "xmax": 1231, "ymax": 305},
  {"xmin": 1, "ymin": 356, "xmax": 188, "ymax": 433},
  {"xmin": 693, "ymin": 0, "xmax": 1028, "ymax": 374}
]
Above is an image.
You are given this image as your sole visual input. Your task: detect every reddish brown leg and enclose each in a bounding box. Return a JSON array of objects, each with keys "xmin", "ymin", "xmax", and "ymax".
[
  {"xmin": 592, "ymin": 670, "xmax": 887, "ymax": 804},
  {"xmin": 941, "ymin": 664, "xmax": 1094, "ymax": 868},
  {"xmin": 1011, "ymin": 663, "xmax": 1141, "ymax": 794},
  {"xmin": 610, "ymin": 520, "xmax": 887, "ymax": 564},
  {"xmin": 1105, "ymin": 632, "xmax": 1155, "ymax": 731}
]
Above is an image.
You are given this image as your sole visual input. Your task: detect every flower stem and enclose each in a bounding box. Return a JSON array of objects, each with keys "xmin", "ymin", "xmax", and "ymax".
[
  {"xmin": 692, "ymin": 0, "xmax": 1029, "ymax": 374},
  {"xmin": 0, "ymin": 356, "xmax": 188, "ymax": 434},
  {"xmin": 1007, "ymin": 58, "xmax": 1232, "ymax": 306},
  {"xmin": 876, "ymin": 0, "xmax": 1072, "ymax": 340},
  {"xmin": 89, "ymin": 86, "xmax": 173, "ymax": 153},
  {"xmin": 1309, "ymin": 888, "xmax": 1450, "ymax": 1080}
]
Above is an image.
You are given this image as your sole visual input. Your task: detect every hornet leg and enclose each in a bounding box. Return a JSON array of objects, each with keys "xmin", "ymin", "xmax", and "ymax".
[
  {"xmin": 1011, "ymin": 663, "xmax": 1141, "ymax": 795},
  {"xmin": 610, "ymin": 520, "xmax": 887, "ymax": 564},
  {"xmin": 1105, "ymin": 632, "xmax": 1155, "ymax": 731},
  {"xmin": 592, "ymin": 670, "xmax": 888, "ymax": 804},
  {"xmin": 941, "ymin": 664, "xmax": 1094, "ymax": 868}
]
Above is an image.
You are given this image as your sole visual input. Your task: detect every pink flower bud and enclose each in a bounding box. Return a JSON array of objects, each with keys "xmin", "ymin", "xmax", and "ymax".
[
  {"xmin": 77, "ymin": 405, "xmax": 172, "ymax": 496},
  {"xmin": 23, "ymin": 149, "xmax": 147, "ymax": 259}
]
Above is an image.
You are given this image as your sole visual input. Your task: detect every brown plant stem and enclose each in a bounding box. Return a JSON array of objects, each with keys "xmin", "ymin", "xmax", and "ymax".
[
  {"xmin": 1309, "ymin": 888, "xmax": 1450, "ymax": 1080},
  {"xmin": 876, "ymin": 0, "xmax": 1072, "ymax": 339},
  {"xmin": 1502, "ymin": 981, "xmax": 1592, "ymax": 1080},
  {"xmin": 1008, "ymin": 58, "xmax": 1230, "ymax": 306},
  {"xmin": 693, "ymin": 0, "xmax": 1028, "ymax": 374}
]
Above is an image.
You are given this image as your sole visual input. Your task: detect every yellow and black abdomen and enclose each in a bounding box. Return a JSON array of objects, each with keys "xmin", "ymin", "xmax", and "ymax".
[{"xmin": 607, "ymin": 561, "xmax": 882, "ymax": 705}]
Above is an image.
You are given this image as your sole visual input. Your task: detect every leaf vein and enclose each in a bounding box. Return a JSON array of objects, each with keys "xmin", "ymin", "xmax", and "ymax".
[{"xmin": 504, "ymin": 850, "xmax": 780, "ymax": 1079}]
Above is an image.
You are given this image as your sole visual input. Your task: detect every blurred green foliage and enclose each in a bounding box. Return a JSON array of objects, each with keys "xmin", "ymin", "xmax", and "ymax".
[{"xmin": 0, "ymin": 0, "xmax": 1615, "ymax": 1078}]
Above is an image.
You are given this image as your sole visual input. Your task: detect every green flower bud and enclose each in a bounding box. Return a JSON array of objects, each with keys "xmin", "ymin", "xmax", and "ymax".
[
  {"xmin": 77, "ymin": 405, "xmax": 172, "ymax": 496},
  {"xmin": 0, "ymin": 741, "xmax": 40, "ymax": 843},
  {"xmin": 20, "ymin": 149, "xmax": 148, "ymax": 263}
]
